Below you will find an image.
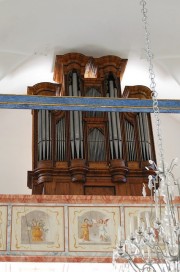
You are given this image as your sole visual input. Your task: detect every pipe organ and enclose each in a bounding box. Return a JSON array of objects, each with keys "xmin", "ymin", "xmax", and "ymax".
[{"xmin": 27, "ymin": 53, "xmax": 155, "ymax": 196}]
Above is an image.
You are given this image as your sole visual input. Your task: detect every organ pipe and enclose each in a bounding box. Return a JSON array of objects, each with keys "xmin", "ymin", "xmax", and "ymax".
[
  {"xmin": 88, "ymin": 128, "xmax": 105, "ymax": 161},
  {"xmin": 38, "ymin": 110, "xmax": 42, "ymax": 160},
  {"xmin": 137, "ymin": 113, "xmax": 152, "ymax": 160},
  {"xmin": 107, "ymin": 109, "xmax": 114, "ymax": 159},
  {"xmin": 38, "ymin": 109, "xmax": 52, "ymax": 161},
  {"xmin": 78, "ymin": 90, "xmax": 83, "ymax": 157},
  {"xmin": 46, "ymin": 110, "xmax": 49, "ymax": 159},
  {"xmin": 86, "ymin": 88, "xmax": 102, "ymax": 117},
  {"xmin": 125, "ymin": 120, "xmax": 136, "ymax": 161},
  {"xmin": 69, "ymin": 85, "xmax": 75, "ymax": 159},
  {"xmin": 69, "ymin": 72, "xmax": 83, "ymax": 159},
  {"xmin": 107, "ymin": 80, "xmax": 122, "ymax": 159},
  {"xmin": 56, "ymin": 117, "xmax": 66, "ymax": 161}
]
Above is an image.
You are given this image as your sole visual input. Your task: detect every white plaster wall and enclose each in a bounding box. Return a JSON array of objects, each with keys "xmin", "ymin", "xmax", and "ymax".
[
  {"xmin": 0, "ymin": 109, "xmax": 31, "ymax": 194},
  {"xmin": 0, "ymin": 109, "xmax": 179, "ymax": 195},
  {"xmin": 152, "ymin": 113, "xmax": 180, "ymax": 180}
]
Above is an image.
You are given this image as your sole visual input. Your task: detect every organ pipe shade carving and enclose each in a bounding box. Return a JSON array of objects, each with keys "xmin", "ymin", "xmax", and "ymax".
[
  {"xmin": 38, "ymin": 110, "xmax": 52, "ymax": 161},
  {"xmin": 84, "ymin": 57, "xmax": 97, "ymax": 78}
]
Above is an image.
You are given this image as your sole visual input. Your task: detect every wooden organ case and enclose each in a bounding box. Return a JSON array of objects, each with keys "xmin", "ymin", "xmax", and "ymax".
[{"xmin": 27, "ymin": 53, "xmax": 156, "ymax": 196}]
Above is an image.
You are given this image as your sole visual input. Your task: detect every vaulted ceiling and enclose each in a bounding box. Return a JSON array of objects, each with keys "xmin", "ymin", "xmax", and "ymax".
[{"xmin": 0, "ymin": 0, "xmax": 180, "ymax": 101}]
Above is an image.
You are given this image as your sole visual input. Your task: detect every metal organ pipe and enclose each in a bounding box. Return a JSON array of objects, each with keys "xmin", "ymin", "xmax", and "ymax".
[
  {"xmin": 72, "ymin": 73, "xmax": 80, "ymax": 158},
  {"xmin": 56, "ymin": 121, "xmax": 59, "ymax": 160},
  {"xmin": 125, "ymin": 121, "xmax": 136, "ymax": 161},
  {"xmin": 86, "ymin": 88, "xmax": 102, "ymax": 117},
  {"xmin": 131, "ymin": 123, "xmax": 136, "ymax": 161},
  {"xmin": 62, "ymin": 118, "xmax": 65, "ymax": 160},
  {"xmin": 69, "ymin": 85, "xmax": 75, "ymax": 159},
  {"xmin": 143, "ymin": 113, "xmax": 152, "ymax": 159},
  {"xmin": 78, "ymin": 90, "xmax": 83, "ymax": 157},
  {"xmin": 137, "ymin": 113, "xmax": 152, "ymax": 160},
  {"xmin": 42, "ymin": 110, "xmax": 46, "ymax": 160},
  {"xmin": 86, "ymin": 88, "xmax": 104, "ymax": 161},
  {"xmin": 59, "ymin": 121, "xmax": 62, "ymax": 160},
  {"xmin": 59, "ymin": 121, "xmax": 61, "ymax": 161},
  {"xmin": 138, "ymin": 113, "xmax": 146, "ymax": 160},
  {"xmin": 108, "ymin": 80, "xmax": 122, "ymax": 159},
  {"xmin": 49, "ymin": 110, "xmax": 51, "ymax": 159},
  {"xmin": 38, "ymin": 109, "xmax": 52, "ymax": 161},
  {"xmin": 88, "ymin": 128, "xmax": 105, "ymax": 161},
  {"xmin": 114, "ymin": 88, "xmax": 122, "ymax": 158},
  {"xmin": 38, "ymin": 110, "xmax": 42, "ymax": 160},
  {"xmin": 56, "ymin": 117, "xmax": 66, "ymax": 161},
  {"xmin": 107, "ymin": 107, "xmax": 114, "ymax": 159},
  {"xmin": 69, "ymin": 72, "xmax": 83, "ymax": 159},
  {"xmin": 125, "ymin": 121, "xmax": 130, "ymax": 160},
  {"xmin": 46, "ymin": 110, "xmax": 49, "ymax": 159}
]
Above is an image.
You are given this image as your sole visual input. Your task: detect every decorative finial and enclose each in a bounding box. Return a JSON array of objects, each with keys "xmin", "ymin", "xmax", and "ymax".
[{"xmin": 84, "ymin": 57, "xmax": 97, "ymax": 78}]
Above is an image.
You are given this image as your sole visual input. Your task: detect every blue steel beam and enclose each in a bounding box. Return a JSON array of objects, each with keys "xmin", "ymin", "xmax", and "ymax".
[{"xmin": 0, "ymin": 94, "xmax": 180, "ymax": 113}]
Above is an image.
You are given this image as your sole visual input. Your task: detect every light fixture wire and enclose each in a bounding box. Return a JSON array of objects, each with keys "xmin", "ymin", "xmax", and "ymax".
[{"xmin": 140, "ymin": 0, "xmax": 164, "ymax": 167}]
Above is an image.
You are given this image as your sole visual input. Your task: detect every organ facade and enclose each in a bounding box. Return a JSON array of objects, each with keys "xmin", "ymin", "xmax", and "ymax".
[{"xmin": 27, "ymin": 53, "xmax": 155, "ymax": 196}]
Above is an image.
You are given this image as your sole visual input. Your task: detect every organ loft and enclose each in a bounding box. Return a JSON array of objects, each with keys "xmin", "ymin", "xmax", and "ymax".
[{"xmin": 27, "ymin": 53, "xmax": 155, "ymax": 196}]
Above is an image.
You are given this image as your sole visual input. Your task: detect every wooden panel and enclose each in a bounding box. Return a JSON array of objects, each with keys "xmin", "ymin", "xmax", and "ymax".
[
  {"xmin": 116, "ymin": 183, "xmax": 131, "ymax": 196},
  {"xmin": 44, "ymin": 181, "xmax": 56, "ymax": 195},
  {"xmin": 55, "ymin": 182, "xmax": 70, "ymax": 195},
  {"xmin": 70, "ymin": 182, "xmax": 84, "ymax": 195},
  {"xmin": 32, "ymin": 183, "xmax": 43, "ymax": 195},
  {"xmin": 84, "ymin": 186, "xmax": 115, "ymax": 195},
  {"xmin": 130, "ymin": 183, "xmax": 143, "ymax": 196}
]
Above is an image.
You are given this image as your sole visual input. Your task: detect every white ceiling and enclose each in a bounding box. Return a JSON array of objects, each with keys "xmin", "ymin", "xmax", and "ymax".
[{"xmin": 0, "ymin": 0, "xmax": 180, "ymax": 100}]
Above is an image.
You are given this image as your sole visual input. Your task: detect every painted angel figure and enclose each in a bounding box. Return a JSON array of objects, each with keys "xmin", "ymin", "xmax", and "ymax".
[{"xmin": 97, "ymin": 218, "xmax": 110, "ymax": 241}]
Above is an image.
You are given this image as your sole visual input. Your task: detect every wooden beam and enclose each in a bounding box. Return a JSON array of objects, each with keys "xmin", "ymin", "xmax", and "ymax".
[{"xmin": 0, "ymin": 94, "xmax": 180, "ymax": 113}]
